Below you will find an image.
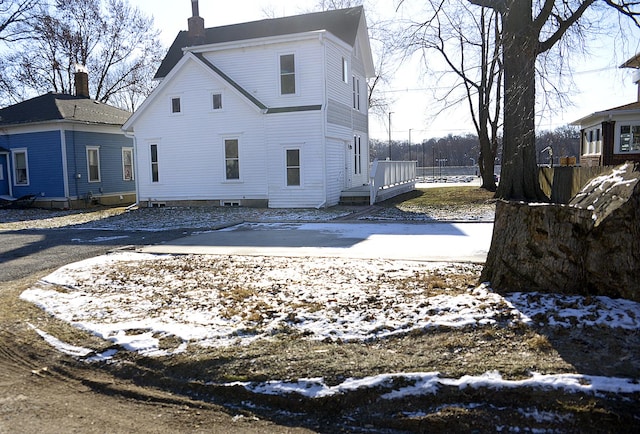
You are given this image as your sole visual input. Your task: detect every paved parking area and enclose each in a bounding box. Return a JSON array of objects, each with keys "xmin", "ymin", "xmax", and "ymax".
[{"xmin": 140, "ymin": 221, "xmax": 493, "ymax": 262}]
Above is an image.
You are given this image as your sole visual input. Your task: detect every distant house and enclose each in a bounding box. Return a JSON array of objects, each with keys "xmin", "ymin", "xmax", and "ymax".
[
  {"xmin": 573, "ymin": 53, "xmax": 640, "ymax": 167},
  {"xmin": 0, "ymin": 72, "xmax": 135, "ymax": 208},
  {"xmin": 122, "ymin": 2, "xmax": 376, "ymax": 208}
]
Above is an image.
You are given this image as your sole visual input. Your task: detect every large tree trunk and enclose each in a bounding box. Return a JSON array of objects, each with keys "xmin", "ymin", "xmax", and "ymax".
[
  {"xmin": 495, "ymin": 0, "xmax": 547, "ymax": 201},
  {"xmin": 481, "ymin": 163, "xmax": 640, "ymax": 301}
]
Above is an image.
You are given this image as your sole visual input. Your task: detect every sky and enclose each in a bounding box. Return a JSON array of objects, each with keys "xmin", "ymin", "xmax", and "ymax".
[{"xmin": 129, "ymin": 0, "xmax": 640, "ymax": 143}]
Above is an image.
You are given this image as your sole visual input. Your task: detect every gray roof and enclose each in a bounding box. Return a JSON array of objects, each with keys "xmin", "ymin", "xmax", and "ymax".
[
  {"xmin": 156, "ymin": 6, "xmax": 364, "ymax": 79},
  {"xmin": 0, "ymin": 93, "xmax": 131, "ymax": 127}
]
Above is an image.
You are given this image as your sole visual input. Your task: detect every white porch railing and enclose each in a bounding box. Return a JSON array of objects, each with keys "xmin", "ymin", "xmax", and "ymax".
[{"xmin": 369, "ymin": 159, "xmax": 417, "ymax": 205}]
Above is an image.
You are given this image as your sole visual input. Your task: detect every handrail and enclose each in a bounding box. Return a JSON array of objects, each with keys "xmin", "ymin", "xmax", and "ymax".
[{"xmin": 369, "ymin": 159, "xmax": 417, "ymax": 204}]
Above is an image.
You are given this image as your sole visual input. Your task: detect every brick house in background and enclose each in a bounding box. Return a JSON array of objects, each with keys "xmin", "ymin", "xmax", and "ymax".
[{"xmin": 573, "ymin": 53, "xmax": 640, "ymax": 167}]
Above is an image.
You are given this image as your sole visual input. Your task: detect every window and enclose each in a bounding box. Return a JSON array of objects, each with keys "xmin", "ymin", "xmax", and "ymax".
[
  {"xmin": 12, "ymin": 149, "xmax": 28, "ymax": 185},
  {"xmin": 224, "ymin": 139, "xmax": 239, "ymax": 180},
  {"xmin": 280, "ymin": 54, "xmax": 296, "ymax": 95},
  {"xmin": 342, "ymin": 57, "xmax": 348, "ymax": 83},
  {"xmin": 620, "ymin": 125, "xmax": 640, "ymax": 152},
  {"xmin": 171, "ymin": 97, "xmax": 181, "ymax": 113},
  {"xmin": 150, "ymin": 144, "xmax": 159, "ymax": 182},
  {"xmin": 87, "ymin": 147, "xmax": 101, "ymax": 182},
  {"xmin": 286, "ymin": 149, "xmax": 300, "ymax": 186},
  {"xmin": 354, "ymin": 136, "xmax": 362, "ymax": 175},
  {"xmin": 352, "ymin": 76, "xmax": 360, "ymax": 110},
  {"xmin": 122, "ymin": 148, "xmax": 134, "ymax": 181},
  {"xmin": 212, "ymin": 93, "xmax": 222, "ymax": 110}
]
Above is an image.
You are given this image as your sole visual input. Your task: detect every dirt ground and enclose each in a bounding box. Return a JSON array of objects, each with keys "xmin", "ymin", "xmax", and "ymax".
[{"xmin": 1, "ymin": 201, "xmax": 639, "ymax": 433}]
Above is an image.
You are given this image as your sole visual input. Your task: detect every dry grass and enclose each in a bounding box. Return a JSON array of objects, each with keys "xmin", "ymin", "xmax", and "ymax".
[{"xmin": 381, "ymin": 186, "xmax": 495, "ymax": 208}]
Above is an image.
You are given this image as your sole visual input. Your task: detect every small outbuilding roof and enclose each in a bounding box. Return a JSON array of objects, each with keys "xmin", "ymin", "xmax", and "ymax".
[
  {"xmin": 156, "ymin": 6, "xmax": 367, "ymax": 79},
  {"xmin": 0, "ymin": 93, "xmax": 131, "ymax": 127}
]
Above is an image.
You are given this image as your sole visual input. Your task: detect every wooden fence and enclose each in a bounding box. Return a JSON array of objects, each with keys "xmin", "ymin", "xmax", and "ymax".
[{"xmin": 539, "ymin": 166, "xmax": 612, "ymax": 204}]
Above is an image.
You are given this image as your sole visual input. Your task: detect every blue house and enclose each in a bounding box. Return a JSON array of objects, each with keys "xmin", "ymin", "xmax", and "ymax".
[{"xmin": 0, "ymin": 72, "xmax": 135, "ymax": 208}]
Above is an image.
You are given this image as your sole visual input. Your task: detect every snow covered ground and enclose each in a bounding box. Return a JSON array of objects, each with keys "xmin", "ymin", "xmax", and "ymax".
[
  {"xmin": 8, "ymin": 192, "xmax": 640, "ymax": 407},
  {"xmin": 21, "ymin": 249, "xmax": 640, "ymax": 399}
]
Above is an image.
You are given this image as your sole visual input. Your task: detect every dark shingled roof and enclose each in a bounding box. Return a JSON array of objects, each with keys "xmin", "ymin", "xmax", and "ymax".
[
  {"xmin": 0, "ymin": 93, "xmax": 131, "ymax": 126},
  {"xmin": 156, "ymin": 6, "xmax": 364, "ymax": 79}
]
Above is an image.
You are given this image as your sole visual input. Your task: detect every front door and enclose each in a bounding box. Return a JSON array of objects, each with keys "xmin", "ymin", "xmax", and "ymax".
[{"xmin": 0, "ymin": 154, "xmax": 10, "ymax": 197}]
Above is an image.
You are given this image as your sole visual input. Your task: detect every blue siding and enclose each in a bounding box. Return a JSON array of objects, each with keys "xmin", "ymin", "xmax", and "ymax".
[
  {"xmin": 64, "ymin": 130, "xmax": 135, "ymax": 197},
  {"xmin": 0, "ymin": 131, "xmax": 65, "ymax": 198}
]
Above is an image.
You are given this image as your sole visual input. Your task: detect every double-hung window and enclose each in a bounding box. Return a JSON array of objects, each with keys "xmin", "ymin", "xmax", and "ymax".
[
  {"xmin": 87, "ymin": 147, "xmax": 101, "ymax": 182},
  {"xmin": 224, "ymin": 139, "xmax": 240, "ymax": 180},
  {"xmin": 12, "ymin": 149, "xmax": 28, "ymax": 185},
  {"xmin": 150, "ymin": 144, "xmax": 159, "ymax": 183},
  {"xmin": 280, "ymin": 54, "xmax": 296, "ymax": 95},
  {"xmin": 286, "ymin": 149, "xmax": 300, "ymax": 186},
  {"xmin": 342, "ymin": 57, "xmax": 349, "ymax": 83},
  {"xmin": 354, "ymin": 136, "xmax": 362, "ymax": 175},
  {"xmin": 620, "ymin": 125, "xmax": 640, "ymax": 152},
  {"xmin": 212, "ymin": 93, "xmax": 222, "ymax": 110},
  {"xmin": 122, "ymin": 148, "xmax": 134, "ymax": 181},
  {"xmin": 352, "ymin": 76, "xmax": 360, "ymax": 110},
  {"xmin": 171, "ymin": 97, "xmax": 181, "ymax": 113}
]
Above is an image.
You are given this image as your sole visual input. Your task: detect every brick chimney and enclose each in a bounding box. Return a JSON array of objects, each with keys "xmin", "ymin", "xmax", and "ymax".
[
  {"xmin": 188, "ymin": 0, "xmax": 205, "ymax": 45},
  {"xmin": 74, "ymin": 64, "xmax": 90, "ymax": 98}
]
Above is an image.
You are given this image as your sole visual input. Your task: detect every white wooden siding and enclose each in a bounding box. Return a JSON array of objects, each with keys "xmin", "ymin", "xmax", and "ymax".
[
  {"xmin": 265, "ymin": 112, "xmax": 326, "ymax": 208},
  {"xmin": 133, "ymin": 60, "xmax": 268, "ymax": 202},
  {"xmin": 200, "ymin": 38, "xmax": 325, "ymax": 109},
  {"xmin": 326, "ymin": 138, "xmax": 346, "ymax": 205},
  {"xmin": 128, "ymin": 27, "xmax": 371, "ymax": 207}
]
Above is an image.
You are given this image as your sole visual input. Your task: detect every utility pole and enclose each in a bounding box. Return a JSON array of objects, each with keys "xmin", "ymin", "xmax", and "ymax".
[
  {"xmin": 408, "ymin": 128, "xmax": 412, "ymax": 161},
  {"xmin": 388, "ymin": 112, "xmax": 393, "ymax": 160}
]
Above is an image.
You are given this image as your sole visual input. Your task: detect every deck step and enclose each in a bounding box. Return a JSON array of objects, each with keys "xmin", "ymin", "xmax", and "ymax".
[{"xmin": 339, "ymin": 195, "xmax": 370, "ymax": 206}]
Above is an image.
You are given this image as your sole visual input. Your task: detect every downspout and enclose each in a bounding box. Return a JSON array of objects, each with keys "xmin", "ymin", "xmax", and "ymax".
[
  {"xmin": 317, "ymin": 31, "xmax": 328, "ymax": 209},
  {"xmin": 72, "ymin": 123, "xmax": 79, "ymax": 202},
  {"xmin": 124, "ymin": 130, "xmax": 140, "ymax": 207}
]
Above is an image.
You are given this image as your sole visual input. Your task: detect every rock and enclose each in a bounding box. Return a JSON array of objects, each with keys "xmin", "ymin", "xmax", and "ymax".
[{"xmin": 481, "ymin": 162, "xmax": 640, "ymax": 301}]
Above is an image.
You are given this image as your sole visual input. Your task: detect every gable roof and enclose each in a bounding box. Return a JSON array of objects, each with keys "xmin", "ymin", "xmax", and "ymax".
[
  {"xmin": 573, "ymin": 100, "xmax": 640, "ymax": 126},
  {"xmin": 0, "ymin": 93, "xmax": 131, "ymax": 127},
  {"xmin": 156, "ymin": 6, "xmax": 366, "ymax": 79}
]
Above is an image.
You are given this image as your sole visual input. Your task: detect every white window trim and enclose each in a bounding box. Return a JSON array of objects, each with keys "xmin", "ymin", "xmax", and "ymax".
[
  {"xmin": 278, "ymin": 52, "xmax": 298, "ymax": 97},
  {"xmin": 170, "ymin": 96, "xmax": 182, "ymax": 114},
  {"xmin": 150, "ymin": 143, "xmax": 160, "ymax": 183},
  {"xmin": 354, "ymin": 135, "xmax": 362, "ymax": 175},
  {"xmin": 223, "ymin": 137, "xmax": 241, "ymax": 182},
  {"xmin": 122, "ymin": 147, "xmax": 134, "ymax": 181},
  {"xmin": 582, "ymin": 128, "xmax": 602, "ymax": 156},
  {"xmin": 86, "ymin": 146, "xmax": 101, "ymax": 183},
  {"xmin": 342, "ymin": 57, "xmax": 349, "ymax": 84},
  {"xmin": 617, "ymin": 123, "xmax": 640, "ymax": 154},
  {"xmin": 352, "ymin": 76, "xmax": 361, "ymax": 111},
  {"xmin": 11, "ymin": 148, "xmax": 29, "ymax": 186},
  {"xmin": 284, "ymin": 147, "xmax": 302, "ymax": 188},
  {"xmin": 211, "ymin": 91, "xmax": 224, "ymax": 111}
]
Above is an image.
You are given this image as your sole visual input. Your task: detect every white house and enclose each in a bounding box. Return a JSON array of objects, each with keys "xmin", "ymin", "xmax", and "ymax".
[{"xmin": 122, "ymin": 2, "xmax": 375, "ymax": 208}]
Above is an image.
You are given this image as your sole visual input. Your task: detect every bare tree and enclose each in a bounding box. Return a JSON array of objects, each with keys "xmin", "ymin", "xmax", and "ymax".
[
  {"xmin": 467, "ymin": 0, "xmax": 640, "ymax": 201},
  {"xmin": 0, "ymin": 0, "xmax": 37, "ymax": 42},
  {"xmin": 1, "ymin": 0, "xmax": 163, "ymax": 109},
  {"xmin": 404, "ymin": 0, "xmax": 502, "ymax": 191}
]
